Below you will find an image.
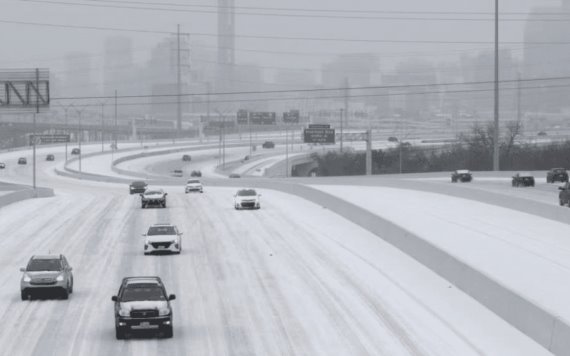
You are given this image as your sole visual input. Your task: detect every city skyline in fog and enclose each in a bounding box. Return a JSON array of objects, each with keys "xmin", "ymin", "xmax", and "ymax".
[{"xmin": 2, "ymin": 1, "xmax": 550, "ymax": 72}]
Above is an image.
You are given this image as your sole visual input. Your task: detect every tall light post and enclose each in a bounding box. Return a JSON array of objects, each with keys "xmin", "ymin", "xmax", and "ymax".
[
  {"xmin": 493, "ymin": 0, "xmax": 500, "ymax": 171},
  {"xmin": 71, "ymin": 105, "xmax": 88, "ymax": 177}
]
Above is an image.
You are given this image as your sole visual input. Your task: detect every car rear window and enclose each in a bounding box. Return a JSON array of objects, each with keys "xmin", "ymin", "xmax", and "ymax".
[
  {"xmin": 148, "ymin": 226, "xmax": 176, "ymax": 235},
  {"xmin": 132, "ymin": 181, "xmax": 146, "ymax": 187}
]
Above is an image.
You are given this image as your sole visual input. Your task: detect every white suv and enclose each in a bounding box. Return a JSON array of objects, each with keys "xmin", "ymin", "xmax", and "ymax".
[
  {"xmin": 143, "ymin": 224, "xmax": 182, "ymax": 255},
  {"xmin": 234, "ymin": 188, "xmax": 261, "ymax": 210},
  {"xmin": 185, "ymin": 179, "xmax": 203, "ymax": 193}
]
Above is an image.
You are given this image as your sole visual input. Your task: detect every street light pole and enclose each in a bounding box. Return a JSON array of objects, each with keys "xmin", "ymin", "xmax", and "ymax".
[
  {"xmin": 493, "ymin": 0, "xmax": 500, "ymax": 171},
  {"xmin": 339, "ymin": 108, "xmax": 344, "ymax": 152},
  {"xmin": 101, "ymin": 103, "xmax": 105, "ymax": 152}
]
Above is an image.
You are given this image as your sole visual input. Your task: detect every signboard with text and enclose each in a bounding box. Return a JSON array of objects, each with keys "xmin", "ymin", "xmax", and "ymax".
[
  {"xmin": 304, "ymin": 127, "xmax": 335, "ymax": 144},
  {"xmin": 29, "ymin": 134, "xmax": 70, "ymax": 146}
]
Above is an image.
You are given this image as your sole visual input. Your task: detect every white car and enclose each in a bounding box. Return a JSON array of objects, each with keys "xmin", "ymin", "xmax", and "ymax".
[
  {"xmin": 185, "ymin": 179, "xmax": 203, "ymax": 193},
  {"xmin": 0, "ymin": 162, "xmax": 5, "ymax": 169},
  {"xmin": 143, "ymin": 224, "xmax": 182, "ymax": 255},
  {"xmin": 234, "ymin": 188, "xmax": 261, "ymax": 210},
  {"xmin": 141, "ymin": 189, "xmax": 167, "ymax": 208}
]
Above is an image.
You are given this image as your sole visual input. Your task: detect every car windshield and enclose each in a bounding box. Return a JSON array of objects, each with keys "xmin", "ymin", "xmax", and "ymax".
[
  {"xmin": 187, "ymin": 180, "xmax": 200, "ymax": 184},
  {"xmin": 147, "ymin": 226, "xmax": 176, "ymax": 235},
  {"xmin": 238, "ymin": 189, "xmax": 257, "ymax": 196},
  {"xmin": 121, "ymin": 284, "xmax": 165, "ymax": 302},
  {"xmin": 27, "ymin": 259, "xmax": 62, "ymax": 271},
  {"xmin": 145, "ymin": 191, "xmax": 162, "ymax": 195},
  {"xmin": 131, "ymin": 181, "xmax": 145, "ymax": 187},
  {"xmin": 554, "ymin": 169, "xmax": 566, "ymax": 173}
]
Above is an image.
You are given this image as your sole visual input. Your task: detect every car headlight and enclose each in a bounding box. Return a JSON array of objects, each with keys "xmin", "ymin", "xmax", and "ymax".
[
  {"xmin": 158, "ymin": 307, "xmax": 170, "ymax": 316},
  {"xmin": 119, "ymin": 308, "xmax": 130, "ymax": 317},
  {"xmin": 56, "ymin": 274, "xmax": 64, "ymax": 282},
  {"xmin": 23, "ymin": 274, "xmax": 31, "ymax": 282}
]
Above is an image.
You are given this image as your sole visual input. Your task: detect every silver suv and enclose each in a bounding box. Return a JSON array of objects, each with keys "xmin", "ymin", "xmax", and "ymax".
[{"xmin": 20, "ymin": 255, "xmax": 74, "ymax": 300}]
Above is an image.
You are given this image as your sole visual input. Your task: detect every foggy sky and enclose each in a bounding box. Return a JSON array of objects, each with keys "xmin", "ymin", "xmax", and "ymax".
[{"xmin": 0, "ymin": 0, "xmax": 555, "ymax": 82}]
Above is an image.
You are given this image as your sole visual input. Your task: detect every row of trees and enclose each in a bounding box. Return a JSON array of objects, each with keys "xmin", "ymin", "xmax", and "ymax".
[{"xmin": 311, "ymin": 121, "xmax": 570, "ymax": 176}]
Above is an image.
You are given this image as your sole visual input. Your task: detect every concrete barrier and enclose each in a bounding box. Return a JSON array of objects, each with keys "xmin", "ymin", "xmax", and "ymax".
[{"xmin": 0, "ymin": 187, "xmax": 54, "ymax": 209}]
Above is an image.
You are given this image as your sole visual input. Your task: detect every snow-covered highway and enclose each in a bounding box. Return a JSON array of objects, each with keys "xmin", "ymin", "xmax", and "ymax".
[{"xmin": 0, "ymin": 144, "xmax": 559, "ymax": 355}]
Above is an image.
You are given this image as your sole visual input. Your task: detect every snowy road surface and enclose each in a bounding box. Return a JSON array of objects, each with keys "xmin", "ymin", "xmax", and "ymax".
[{"xmin": 0, "ymin": 146, "xmax": 554, "ymax": 355}]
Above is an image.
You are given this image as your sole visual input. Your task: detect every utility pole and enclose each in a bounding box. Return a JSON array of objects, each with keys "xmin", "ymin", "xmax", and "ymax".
[
  {"xmin": 176, "ymin": 24, "xmax": 182, "ymax": 138},
  {"xmin": 493, "ymin": 0, "xmax": 500, "ymax": 171},
  {"xmin": 344, "ymin": 76, "xmax": 349, "ymax": 141},
  {"xmin": 517, "ymin": 72, "xmax": 521, "ymax": 122},
  {"xmin": 205, "ymin": 82, "xmax": 211, "ymax": 144},
  {"xmin": 366, "ymin": 129, "xmax": 372, "ymax": 176},
  {"xmin": 249, "ymin": 112, "xmax": 252, "ymax": 156},
  {"xmin": 33, "ymin": 68, "xmax": 39, "ymax": 191},
  {"xmin": 285, "ymin": 124, "xmax": 289, "ymax": 177},
  {"xmin": 339, "ymin": 108, "xmax": 344, "ymax": 152},
  {"xmin": 101, "ymin": 103, "xmax": 105, "ymax": 152},
  {"xmin": 64, "ymin": 107, "xmax": 69, "ymax": 162},
  {"xmin": 114, "ymin": 90, "xmax": 118, "ymax": 148},
  {"xmin": 78, "ymin": 110, "xmax": 82, "ymax": 177}
]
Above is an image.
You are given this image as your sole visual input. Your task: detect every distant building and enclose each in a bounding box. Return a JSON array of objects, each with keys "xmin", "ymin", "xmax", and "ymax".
[
  {"xmin": 63, "ymin": 52, "xmax": 94, "ymax": 98},
  {"xmin": 321, "ymin": 53, "xmax": 380, "ymax": 88},
  {"xmin": 523, "ymin": 1, "xmax": 570, "ymax": 111},
  {"xmin": 146, "ymin": 34, "xmax": 191, "ymax": 125}
]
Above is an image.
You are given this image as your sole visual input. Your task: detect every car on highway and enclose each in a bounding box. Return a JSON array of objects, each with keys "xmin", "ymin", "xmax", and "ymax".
[
  {"xmin": 537, "ymin": 131, "xmax": 548, "ymax": 136},
  {"xmin": 262, "ymin": 141, "xmax": 275, "ymax": 149},
  {"xmin": 547, "ymin": 168, "xmax": 569, "ymax": 183},
  {"xmin": 388, "ymin": 136, "xmax": 399, "ymax": 142},
  {"xmin": 141, "ymin": 189, "xmax": 167, "ymax": 208},
  {"xmin": 185, "ymin": 179, "xmax": 203, "ymax": 193},
  {"xmin": 558, "ymin": 182, "xmax": 570, "ymax": 206},
  {"xmin": 45, "ymin": 154, "xmax": 55, "ymax": 161},
  {"xmin": 17, "ymin": 157, "xmax": 27, "ymax": 165},
  {"xmin": 182, "ymin": 154, "xmax": 191, "ymax": 162},
  {"xmin": 451, "ymin": 169, "xmax": 472, "ymax": 183},
  {"xmin": 71, "ymin": 148, "xmax": 80, "ymax": 155},
  {"xmin": 234, "ymin": 188, "xmax": 261, "ymax": 210},
  {"xmin": 190, "ymin": 170, "xmax": 202, "ymax": 177},
  {"xmin": 0, "ymin": 162, "xmax": 5, "ymax": 169},
  {"xmin": 129, "ymin": 181, "xmax": 148, "ymax": 194},
  {"xmin": 512, "ymin": 172, "xmax": 535, "ymax": 187},
  {"xmin": 229, "ymin": 173, "xmax": 241, "ymax": 179},
  {"xmin": 20, "ymin": 254, "xmax": 73, "ymax": 300},
  {"xmin": 111, "ymin": 276, "xmax": 176, "ymax": 339},
  {"xmin": 172, "ymin": 169, "xmax": 183, "ymax": 177},
  {"xmin": 143, "ymin": 224, "xmax": 182, "ymax": 255}
]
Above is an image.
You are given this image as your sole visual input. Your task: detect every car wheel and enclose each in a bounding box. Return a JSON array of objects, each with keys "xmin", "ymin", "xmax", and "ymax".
[
  {"xmin": 162, "ymin": 202, "xmax": 166, "ymax": 208},
  {"xmin": 61, "ymin": 288, "xmax": 69, "ymax": 300},
  {"xmin": 141, "ymin": 204, "xmax": 146, "ymax": 209},
  {"xmin": 162, "ymin": 325, "xmax": 173, "ymax": 338},
  {"xmin": 115, "ymin": 327, "xmax": 126, "ymax": 340},
  {"xmin": 560, "ymin": 199, "xmax": 565, "ymax": 206},
  {"xmin": 69, "ymin": 279, "xmax": 73, "ymax": 294},
  {"xmin": 20, "ymin": 291, "xmax": 28, "ymax": 301}
]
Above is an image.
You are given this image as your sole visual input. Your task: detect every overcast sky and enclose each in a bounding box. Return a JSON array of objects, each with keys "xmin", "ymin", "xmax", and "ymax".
[{"xmin": 0, "ymin": 0, "xmax": 561, "ymax": 76}]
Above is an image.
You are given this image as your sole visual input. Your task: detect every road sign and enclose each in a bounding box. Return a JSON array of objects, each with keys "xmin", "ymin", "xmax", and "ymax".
[
  {"xmin": 249, "ymin": 112, "xmax": 276, "ymax": 125},
  {"xmin": 29, "ymin": 134, "xmax": 70, "ymax": 145},
  {"xmin": 283, "ymin": 110, "xmax": 300, "ymax": 123},
  {"xmin": 304, "ymin": 127, "xmax": 335, "ymax": 144}
]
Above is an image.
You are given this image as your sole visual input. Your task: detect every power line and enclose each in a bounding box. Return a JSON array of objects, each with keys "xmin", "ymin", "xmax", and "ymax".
[
  {"xmin": 51, "ymin": 75, "xmax": 570, "ymax": 101},
  {"xmin": 48, "ymin": 82, "xmax": 570, "ymax": 110},
  {"xmin": 21, "ymin": 0, "xmax": 558, "ymax": 22},
  {"xmin": 25, "ymin": 0, "xmax": 570, "ymax": 19},
  {"xmin": 0, "ymin": 19, "xmax": 174, "ymax": 34}
]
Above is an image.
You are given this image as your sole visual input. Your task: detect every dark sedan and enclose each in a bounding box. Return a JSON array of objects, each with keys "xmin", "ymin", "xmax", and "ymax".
[
  {"xmin": 129, "ymin": 181, "xmax": 148, "ymax": 194},
  {"xmin": 451, "ymin": 170, "xmax": 472, "ymax": 183},
  {"xmin": 512, "ymin": 173, "xmax": 535, "ymax": 187}
]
